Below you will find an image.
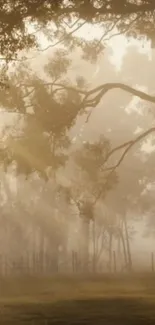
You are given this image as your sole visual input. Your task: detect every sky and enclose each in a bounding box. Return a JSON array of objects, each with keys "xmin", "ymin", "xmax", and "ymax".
[
  {"xmin": 74, "ymin": 23, "xmax": 152, "ymax": 68},
  {"xmin": 32, "ymin": 21, "xmax": 152, "ymax": 69}
]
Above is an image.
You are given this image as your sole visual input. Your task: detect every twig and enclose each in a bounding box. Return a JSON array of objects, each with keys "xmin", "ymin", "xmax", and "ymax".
[{"xmin": 36, "ymin": 20, "xmax": 86, "ymax": 52}]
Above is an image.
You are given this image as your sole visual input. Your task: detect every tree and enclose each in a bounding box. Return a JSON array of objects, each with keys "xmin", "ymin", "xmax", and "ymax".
[
  {"xmin": 64, "ymin": 135, "xmax": 118, "ymax": 271},
  {"xmin": 0, "ymin": 49, "xmax": 87, "ymax": 177},
  {"xmin": 0, "ymin": 1, "xmax": 155, "ymax": 159},
  {"xmin": 0, "ymin": 171, "xmax": 73, "ymax": 275},
  {"xmin": 2, "ymin": 53, "xmax": 154, "ymax": 273},
  {"xmin": 0, "ymin": 0, "xmax": 155, "ymax": 152},
  {"xmin": 0, "ymin": 50, "xmax": 88, "ymax": 273},
  {"xmin": 1, "ymin": 0, "xmax": 155, "ymax": 61},
  {"xmin": 0, "ymin": 7, "xmax": 155, "ymax": 275}
]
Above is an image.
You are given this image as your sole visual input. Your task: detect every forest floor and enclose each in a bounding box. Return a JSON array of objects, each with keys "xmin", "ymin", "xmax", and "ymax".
[{"xmin": 1, "ymin": 274, "xmax": 155, "ymax": 324}]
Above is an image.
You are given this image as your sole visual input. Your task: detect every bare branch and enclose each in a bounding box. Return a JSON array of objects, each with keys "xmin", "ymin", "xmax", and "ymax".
[
  {"xmin": 36, "ymin": 20, "xmax": 86, "ymax": 53},
  {"xmin": 103, "ymin": 13, "xmax": 143, "ymax": 44},
  {"xmin": 96, "ymin": 19, "xmax": 120, "ymax": 47},
  {"xmin": 62, "ymin": 18, "xmax": 81, "ymax": 29},
  {"xmin": 21, "ymin": 81, "xmax": 155, "ymax": 106},
  {"xmin": 94, "ymin": 12, "xmax": 143, "ymax": 50},
  {"xmin": 20, "ymin": 82, "xmax": 86, "ymax": 94},
  {"xmin": 103, "ymin": 140, "xmax": 133, "ymax": 166},
  {"xmin": 103, "ymin": 127, "xmax": 155, "ymax": 172},
  {"xmin": 93, "ymin": 126, "xmax": 155, "ymax": 205},
  {"xmin": 84, "ymin": 83, "xmax": 155, "ymax": 107}
]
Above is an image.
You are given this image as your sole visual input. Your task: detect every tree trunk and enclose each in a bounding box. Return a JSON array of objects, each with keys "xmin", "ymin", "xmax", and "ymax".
[
  {"xmin": 92, "ymin": 219, "xmax": 96, "ymax": 273},
  {"xmin": 119, "ymin": 228, "xmax": 128, "ymax": 269},
  {"xmin": 80, "ymin": 215, "xmax": 90, "ymax": 273},
  {"xmin": 123, "ymin": 215, "xmax": 132, "ymax": 272},
  {"xmin": 50, "ymin": 248, "xmax": 59, "ymax": 273},
  {"xmin": 108, "ymin": 231, "xmax": 113, "ymax": 273},
  {"xmin": 39, "ymin": 228, "xmax": 45, "ymax": 274}
]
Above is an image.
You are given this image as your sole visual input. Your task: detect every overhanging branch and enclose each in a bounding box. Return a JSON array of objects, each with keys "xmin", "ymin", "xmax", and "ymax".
[
  {"xmin": 21, "ymin": 81, "xmax": 155, "ymax": 106},
  {"xmin": 84, "ymin": 83, "xmax": 155, "ymax": 107}
]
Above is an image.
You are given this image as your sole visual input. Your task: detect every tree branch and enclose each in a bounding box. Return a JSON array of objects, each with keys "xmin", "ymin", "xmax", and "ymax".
[
  {"xmin": 84, "ymin": 83, "xmax": 155, "ymax": 107},
  {"xmin": 21, "ymin": 81, "xmax": 155, "ymax": 106},
  {"xmin": 102, "ymin": 13, "xmax": 143, "ymax": 45},
  {"xmin": 93, "ymin": 126, "xmax": 155, "ymax": 205},
  {"xmin": 103, "ymin": 127, "xmax": 155, "ymax": 172},
  {"xmin": 37, "ymin": 20, "xmax": 86, "ymax": 52}
]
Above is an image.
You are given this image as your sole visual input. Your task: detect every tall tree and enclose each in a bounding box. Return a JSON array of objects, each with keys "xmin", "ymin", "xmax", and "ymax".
[{"xmin": 65, "ymin": 135, "xmax": 118, "ymax": 271}]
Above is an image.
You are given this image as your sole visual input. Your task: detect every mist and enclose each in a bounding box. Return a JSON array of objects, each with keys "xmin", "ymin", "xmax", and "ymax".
[
  {"xmin": 0, "ymin": 38, "xmax": 154, "ymax": 276},
  {"xmin": 1, "ymin": 1, "xmax": 155, "ymax": 323}
]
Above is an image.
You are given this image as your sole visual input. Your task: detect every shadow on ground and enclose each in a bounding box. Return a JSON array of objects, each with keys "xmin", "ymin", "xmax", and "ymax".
[{"xmin": 1, "ymin": 297, "xmax": 155, "ymax": 324}]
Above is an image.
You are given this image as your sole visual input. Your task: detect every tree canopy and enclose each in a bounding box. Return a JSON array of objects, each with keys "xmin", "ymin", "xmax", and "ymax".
[{"xmin": 1, "ymin": 0, "xmax": 155, "ymax": 60}]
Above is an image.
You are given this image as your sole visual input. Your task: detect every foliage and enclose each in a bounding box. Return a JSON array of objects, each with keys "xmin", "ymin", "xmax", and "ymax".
[
  {"xmin": 0, "ymin": 50, "xmax": 88, "ymax": 178},
  {"xmin": 0, "ymin": 1, "xmax": 155, "ymax": 60}
]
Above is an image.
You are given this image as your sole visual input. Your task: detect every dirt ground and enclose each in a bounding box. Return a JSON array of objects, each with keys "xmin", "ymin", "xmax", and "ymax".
[{"xmin": 1, "ymin": 274, "xmax": 155, "ymax": 324}]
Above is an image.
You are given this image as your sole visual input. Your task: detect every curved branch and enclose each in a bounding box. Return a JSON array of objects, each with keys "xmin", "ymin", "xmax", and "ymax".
[
  {"xmin": 93, "ymin": 126, "xmax": 155, "ymax": 205},
  {"xmin": 84, "ymin": 83, "xmax": 155, "ymax": 107},
  {"xmin": 21, "ymin": 81, "xmax": 155, "ymax": 106},
  {"xmin": 103, "ymin": 127, "xmax": 155, "ymax": 172}
]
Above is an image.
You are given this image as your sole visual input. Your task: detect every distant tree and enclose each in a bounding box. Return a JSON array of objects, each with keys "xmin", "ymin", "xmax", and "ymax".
[
  {"xmin": 0, "ymin": 170, "xmax": 72, "ymax": 275},
  {"xmin": 64, "ymin": 135, "xmax": 118, "ymax": 271},
  {"xmin": 0, "ymin": 50, "xmax": 88, "ymax": 273}
]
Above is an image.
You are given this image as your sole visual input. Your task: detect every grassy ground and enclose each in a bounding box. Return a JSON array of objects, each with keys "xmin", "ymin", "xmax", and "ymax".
[{"xmin": 1, "ymin": 274, "xmax": 155, "ymax": 324}]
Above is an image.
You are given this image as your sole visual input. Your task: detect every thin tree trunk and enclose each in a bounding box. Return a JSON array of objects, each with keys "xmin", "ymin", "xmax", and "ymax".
[
  {"xmin": 117, "ymin": 234, "xmax": 121, "ymax": 258},
  {"xmin": 39, "ymin": 228, "xmax": 45, "ymax": 274},
  {"xmin": 92, "ymin": 219, "xmax": 96, "ymax": 273},
  {"xmin": 80, "ymin": 216, "xmax": 90, "ymax": 273},
  {"xmin": 123, "ymin": 215, "xmax": 132, "ymax": 271},
  {"xmin": 119, "ymin": 229, "xmax": 128, "ymax": 267},
  {"xmin": 108, "ymin": 231, "xmax": 113, "ymax": 273}
]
